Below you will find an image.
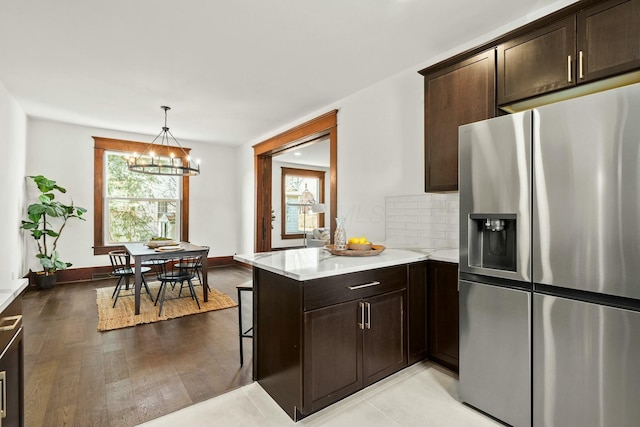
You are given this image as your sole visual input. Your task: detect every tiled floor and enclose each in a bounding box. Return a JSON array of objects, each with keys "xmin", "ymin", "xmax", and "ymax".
[{"xmin": 138, "ymin": 361, "xmax": 502, "ymax": 427}]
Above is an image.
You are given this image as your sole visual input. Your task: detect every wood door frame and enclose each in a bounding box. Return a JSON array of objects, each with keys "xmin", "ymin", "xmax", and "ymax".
[{"xmin": 253, "ymin": 110, "xmax": 338, "ymax": 252}]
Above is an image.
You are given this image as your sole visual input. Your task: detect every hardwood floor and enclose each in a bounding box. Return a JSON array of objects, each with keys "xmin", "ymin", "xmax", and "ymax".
[{"xmin": 22, "ymin": 265, "xmax": 253, "ymax": 427}]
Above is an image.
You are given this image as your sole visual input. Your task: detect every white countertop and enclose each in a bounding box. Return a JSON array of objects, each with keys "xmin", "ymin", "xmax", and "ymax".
[
  {"xmin": 0, "ymin": 279, "xmax": 29, "ymax": 313},
  {"xmin": 234, "ymin": 247, "xmax": 429, "ymax": 281},
  {"xmin": 404, "ymin": 248, "xmax": 459, "ymax": 264}
]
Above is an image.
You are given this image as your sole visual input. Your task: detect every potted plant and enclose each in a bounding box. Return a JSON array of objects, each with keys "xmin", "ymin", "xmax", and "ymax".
[{"xmin": 21, "ymin": 175, "xmax": 87, "ymax": 289}]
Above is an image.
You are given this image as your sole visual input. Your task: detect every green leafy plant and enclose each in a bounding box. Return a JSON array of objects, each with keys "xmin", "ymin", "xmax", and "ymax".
[{"xmin": 21, "ymin": 175, "xmax": 87, "ymax": 274}]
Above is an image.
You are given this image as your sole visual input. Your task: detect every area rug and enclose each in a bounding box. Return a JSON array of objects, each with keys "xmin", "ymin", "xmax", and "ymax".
[{"xmin": 96, "ymin": 281, "xmax": 237, "ymax": 331}]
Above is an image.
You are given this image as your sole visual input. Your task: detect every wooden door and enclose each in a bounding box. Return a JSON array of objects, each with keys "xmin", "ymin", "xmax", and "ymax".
[
  {"xmin": 428, "ymin": 261, "xmax": 459, "ymax": 372},
  {"xmin": 425, "ymin": 50, "xmax": 495, "ymax": 192},
  {"xmin": 303, "ymin": 300, "xmax": 362, "ymax": 414},
  {"xmin": 577, "ymin": 0, "xmax": 640, "ymax": 82},
  {"xmin": 362, "ymin": 290, "xmax": 406, "ymax": 386},
  {"xmin": 408, "ymin": 262, "xmax": 428, "ymax": 364},
  {"xmin": 497, "ymin": 16, "xmax": 576, "ymax": 105}
]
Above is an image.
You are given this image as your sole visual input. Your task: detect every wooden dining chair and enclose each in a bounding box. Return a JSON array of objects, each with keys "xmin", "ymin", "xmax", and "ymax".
[
  {"xmin": 108, "ymin": 250, "xmax": 153, "ymax": 308},
  {"xmin": 174, "ymin": 246, "xmax": 210, "ymax": 290},
  {"xmin": 154, "ymin": 254, "xmax": 203, "ymax": 316}
]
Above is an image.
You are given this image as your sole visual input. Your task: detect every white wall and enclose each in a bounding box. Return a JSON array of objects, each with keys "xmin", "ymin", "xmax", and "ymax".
[
  {"xmin": 0, "ymin": 82, "xmax": 27, "ymax": 280},
  {"xmin": 271, "ymin": 160, "xmax": 330, "ymax": 249},
  {"xmin": 25, "ymin": 119, "xmax": 237, "ymax": 271}
]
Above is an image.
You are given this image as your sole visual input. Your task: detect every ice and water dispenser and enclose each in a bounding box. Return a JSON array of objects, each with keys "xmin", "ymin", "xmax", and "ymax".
[{"xmin": 468, "ymin": 214, "xmax": 517, "ymax": 271}]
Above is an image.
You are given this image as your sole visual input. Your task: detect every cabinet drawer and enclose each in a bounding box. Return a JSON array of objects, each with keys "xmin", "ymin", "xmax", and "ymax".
[
  {"xmin": 304, "ymin": 265, "xmax": 406, "ymax": 311},
  {"xmin": 0, "ymin": 296, "xmax": 22, "ymax": 353}
]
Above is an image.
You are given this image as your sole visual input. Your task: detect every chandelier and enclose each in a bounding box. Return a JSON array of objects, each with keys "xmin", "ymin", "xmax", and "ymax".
[{"xmin": 127, "ymin": 106, "xmax": 200, "ymax": 176}]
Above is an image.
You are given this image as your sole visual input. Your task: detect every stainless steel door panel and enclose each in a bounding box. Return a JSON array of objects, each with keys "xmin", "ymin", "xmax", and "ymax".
[
  {"xmin": 459, "ymin": 111, "xmax": 532, "ymax": 281},
  {"xmin": 533, "ymin": 293, "xmax": 640, "ymax": 427},
  {"xmin": 459, "ymin": 280, "xmax": 531, "ymax": 427},
  {"xmin": 533, "ymin": 83, "xmax": 640, "ymax": 299}
]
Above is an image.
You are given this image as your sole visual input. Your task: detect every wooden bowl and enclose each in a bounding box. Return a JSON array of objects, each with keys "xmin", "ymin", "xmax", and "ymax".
[{"xmin": 348, "ymin": 242, "xmax": 373, "ymax": 251}]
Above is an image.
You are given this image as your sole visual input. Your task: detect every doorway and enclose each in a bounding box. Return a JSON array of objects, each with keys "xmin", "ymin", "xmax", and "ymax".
[{"xmin": 253, "ymin": 110, "xmax": 337, "ymax": 252}]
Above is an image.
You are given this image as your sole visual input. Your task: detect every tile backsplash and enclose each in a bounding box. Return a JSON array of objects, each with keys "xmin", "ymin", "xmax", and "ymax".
[{"xmin": 385, "ymin": 193, "xmax": 459, "ymax": 249}]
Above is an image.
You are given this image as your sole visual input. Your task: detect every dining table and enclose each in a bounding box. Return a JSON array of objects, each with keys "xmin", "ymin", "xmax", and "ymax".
[{"xmin": 124, "ymin": 242, "xmax": 210, "ymax": 315}]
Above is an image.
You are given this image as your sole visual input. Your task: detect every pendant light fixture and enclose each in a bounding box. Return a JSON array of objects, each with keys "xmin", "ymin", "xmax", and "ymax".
[{"xmin": 127, "ymin": 106, "xmax": 200, "ymax": 176}]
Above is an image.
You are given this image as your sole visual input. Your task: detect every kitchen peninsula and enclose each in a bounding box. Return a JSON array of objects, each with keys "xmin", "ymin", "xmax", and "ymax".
[{"xmin": 234, "ymin": 247, "xmax": 430, "ymax": 421}]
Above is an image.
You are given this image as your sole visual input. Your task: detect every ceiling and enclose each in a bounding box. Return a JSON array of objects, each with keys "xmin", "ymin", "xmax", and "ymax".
[
  {"xmin": 275, "ymin": 137, "xmax": 330, "ymax": 168},
  {"xmin": 0, "ymin": 0, "xmax": 572, "ymax": 146}
]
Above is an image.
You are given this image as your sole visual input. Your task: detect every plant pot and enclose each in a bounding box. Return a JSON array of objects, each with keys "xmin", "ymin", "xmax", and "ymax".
[{"xmin": 34, "ymin": 272, "xmax": 57, "ymax": 289}]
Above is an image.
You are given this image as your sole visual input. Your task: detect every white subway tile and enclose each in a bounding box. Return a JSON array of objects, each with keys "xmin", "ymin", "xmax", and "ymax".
[
  {"xmin": 406, "ymin": 222, "xmax": 434, "ymax": 231},
  {"xmin": 386, "ymin": 195, "xmax": 427, "ymax": 203},
  {"xmin": 420, "ymin": 216, "xmax": 447, "ymax": 224},
  {"xmin": 418, "ymin": 230, "xmax": 447, "ymax": 239},
  {"xmin": 386, "ymin": 208, "xmax": 405, "ymax": 216},
  {"xmin": 417, "ymin": 201, "xmax": 446, "ymax": 209},
  {"xmin": 447, "ymin": 215, "xmax": 460, "ymax": 224},
  {"xmin": 386, "ymin": 215, "xmax": 415, "ymax": 223},
  {"xmin": 385, "ymin": 222, "xmax": 406, "ymax": 230},
  {"xmin": 444, "ymin": 239, "xmax": 459, "ymax": 248},
  {"xmin": 427, "ymin": 193, "xmax": 452, "ymax": 201},
  {"xmin": 430, "ymin": 223, "xmax": 458, "ymax": 232}
]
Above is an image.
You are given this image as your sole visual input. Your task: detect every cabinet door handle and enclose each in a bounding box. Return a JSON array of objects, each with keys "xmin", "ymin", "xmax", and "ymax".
[
  {"xmin": 567, "ymin": 55, "xmax": 572, "ymax": 82},
  {"xmin": 365, "ymin": 302, "xmax": 371, "ymax": 329},
  {"xmin": 579, "ymin": 50, "xmax": 584, "ymax": 79},
  {"xmin": 0, "ymin": 370, "xmax": 6, "ymax": 419},
  {"xmin": 0, "ymin": 315, "xmax": 21, "ymax": 332},
  {"xmin": 358, "ymin": 302, "xmax": 365, "ymax": 330},
  {"xmin": 347, "ymin": 281, "xmax": 380, "ymax": 291}
]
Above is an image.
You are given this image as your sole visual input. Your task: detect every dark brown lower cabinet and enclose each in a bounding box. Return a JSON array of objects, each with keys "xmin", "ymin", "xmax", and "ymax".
[
  {"xmin": 0, "ymin": 328, "xmax": 23, "ymax": 427},
  {"xmin": 0, "ymin": 296, "xmax": 24, "ymax": 427},
  {"xmin": 362, "ymin": 290, "xmax": 406, "ymax": 386},
  {"xmin": 303, "ymin": 290, "xmax": 405, "ymax": 414},
  {"xmin": 254, "ymin": 265, "xmax": 411, "ymax": 421},
  {"xmin": 303, "ymin": 299, "xmax": 363, "ymax": 413},
  {"xmin": 408, "ymin": 262, "xmax": 428, "ymax": 364},
  {"xmin": 428, "ymin": 261, "xmax": 459, "ymax": 372}
]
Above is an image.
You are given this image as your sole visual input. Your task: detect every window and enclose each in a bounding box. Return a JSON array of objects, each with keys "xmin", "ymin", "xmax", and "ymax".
[
  {"xmin": 105, "ymin": 151, "xmax": 180, "ymax": 243},
  {"xmin": 93, "ymin": 137, "xmax": 191, "ymax": 255},
  {"xmin": 281, "ymin": 167, "xmax": 325, "ymax": 239}
]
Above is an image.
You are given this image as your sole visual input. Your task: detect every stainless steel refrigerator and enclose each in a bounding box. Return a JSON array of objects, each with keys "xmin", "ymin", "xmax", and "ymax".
[{"xmin": 459, "ymin": 83, "xmax": 640, "ymax": 427}]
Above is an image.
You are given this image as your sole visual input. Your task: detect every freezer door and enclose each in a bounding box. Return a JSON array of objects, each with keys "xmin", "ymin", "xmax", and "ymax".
[
  {"xmin": 533, "ymin": 293, "xmax": 640, "ymax": 427},
  {"xmin": 459, "ymin": 111, "xmax": 532, "ymax": 282},
  {"xmin": 533, "ymin": 83, "xmax": 640, "ymax": 299},
  {"xmin": 459, "ymin": 280, "xmax": 531, "ymax": 427}
]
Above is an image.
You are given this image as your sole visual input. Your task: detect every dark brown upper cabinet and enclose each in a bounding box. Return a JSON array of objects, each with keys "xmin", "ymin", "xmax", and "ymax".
[
  {"xmin": 424, "ymin": 50, "xmax": 496, "ymax": 192},
  {"xmin": 578, "ymin": 0, "xmax": 640, "ymax": 82},
  {"xmin": 497, "ymin": 17, "xmax": 576, "ymax": 105},
  {"xmin": 498, "ymin": 0, "xmax": 640, "ymax": 106}
]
